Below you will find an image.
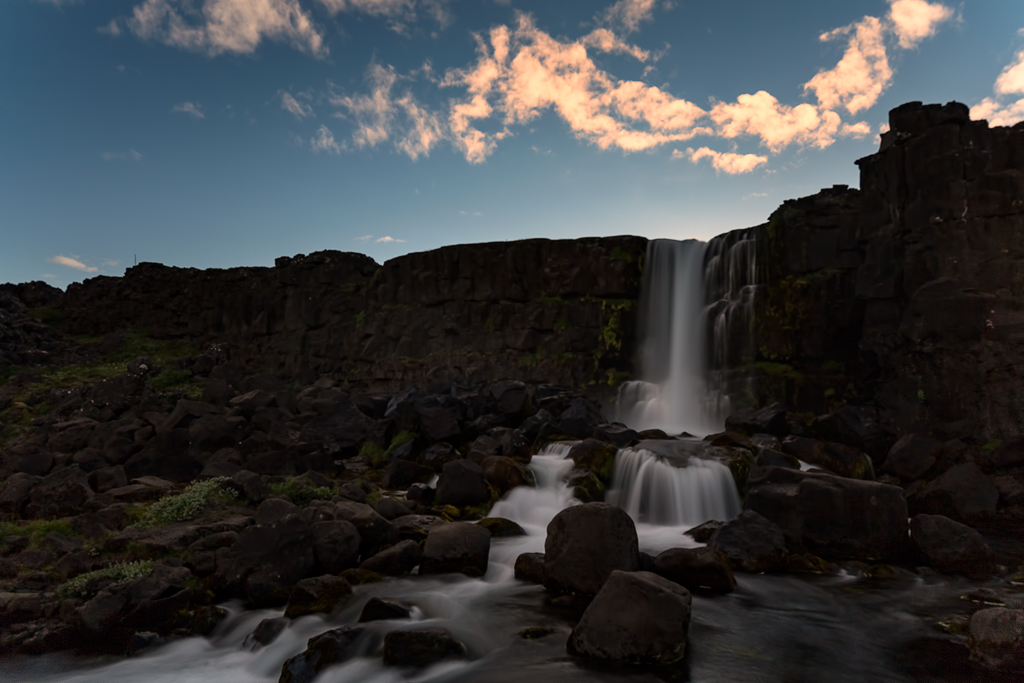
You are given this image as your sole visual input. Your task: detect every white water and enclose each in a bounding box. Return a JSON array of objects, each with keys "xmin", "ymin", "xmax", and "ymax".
[{"xmin": 615, "ymin": 239, "xmax": 717, "ymax": 435}]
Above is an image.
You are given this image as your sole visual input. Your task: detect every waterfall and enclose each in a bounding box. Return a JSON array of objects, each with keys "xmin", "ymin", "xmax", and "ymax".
[
  {"xmin": 606, "ymin": 445, "xmax": 741, "ymax": 526},
  {"xmin": 614, "ymin": 239, "xmax": 714, "ymax": 435}
]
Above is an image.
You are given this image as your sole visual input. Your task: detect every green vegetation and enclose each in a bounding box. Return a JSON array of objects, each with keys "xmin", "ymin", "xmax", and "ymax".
[
  {"xmin": 354, "ymin": 311, "xmax": 366, "ymax": 326},
  {"xmin": 57, "ymin": 560, "xmax": 154, "ymax": 600},
  {"xmin": 29, "ymin": 305, "xmax": 65, "ymax": 327},
  {"xmin": 147, "ymin": 368, "xmax": 203, "ymax": 399},
  {"xmin": 268, "ymin": 477, "xmax": 333, "ymax": 506},
  {"xmin": 982, "ymin": 439, "xmax": 1003, "ymax": 453},
  {"xmin": 608, "ymin": 247, "xmax": 634, "ymax": 262},
  {"xmin": 553, "ymin": 317, "xmax": 572, "ymax": 332},
  {"xmin": 137, "ymin": 478, "xmax": 236, "ymax": 528},
  {"xmin": 0, "ymin": 519, "xmax": 77, "ymax": 546}
]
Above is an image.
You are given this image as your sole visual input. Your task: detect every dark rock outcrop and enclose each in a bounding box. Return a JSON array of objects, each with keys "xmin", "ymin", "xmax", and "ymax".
[
  {"xmin": 708, "ymin": 510, "xmax": 788, "ymax": 572},
  {"xmin": 419, "ymin": 522, "xmax": 491, "ymax": 577},
  {"xmin": 909, "ymin": 514, "xmax": 995, "ymax": 578},
  {"xmin": 544, "ymin": 502, "xmax": 639, "ymax": 595},
  {"xmin": 381, "ymin": 628, "xmax": 466, "ymax": 668},
  {"xmin": 650, "ymin": 547, "xmax": 736, "ymax": 594}
]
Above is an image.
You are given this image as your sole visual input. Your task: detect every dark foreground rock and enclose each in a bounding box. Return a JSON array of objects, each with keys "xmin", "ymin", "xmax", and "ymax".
[
  {"xmin": 909, "ymin": 514, "xmax": 995, "ymax": 578},
  {"xmin": 969, "ymin": 608, "xmax": 1024, "ymax": 674},
  {"xmin": 745, "ymin": 466, "xmax": 908, "ymax": 561},
  {"xmin": 544, "ymin": 502, "xmax": 639, "ymax": 595},
  {"xmin": 567, "ymin": 570, "xmax": 691, "ymax": 664},
  {"xmin": 382, "ymin": 628, "xmax": 466, "ymax": 668},
  {"xmin": 358, "ymin": 597, "xmax": 413, "ymax": 623},
  {"xmin": 359, "ymin": 539, "xmax": 422, "ymax": 577},
  {"xmin": 419, "ymin": 522, "xmax": 491, "ymax": 577},
  {"xmin": 708, "ymin": 510, "xmax": 788, "ymax": 573},
  {"xmin": 280, "ymin": 626, "xmax": 379, "ymax": 683},
  {"xmin": 651, "ymin": 547, "xmax": 736, "ymax": 593},
  {"xmin": 283, "ymin": 575, "xmax": 352, "ymax": 618},
  {"xmin": 515, "ymin": 552, "xmax": 545, "ymax": 584}
]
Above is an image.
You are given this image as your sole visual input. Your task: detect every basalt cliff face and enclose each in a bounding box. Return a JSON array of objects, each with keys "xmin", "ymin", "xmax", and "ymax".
[
  {"xmin": 726, "ymin": 101, "xmax": 1024, "ymax": 441},
  {"xmin": 57, "ymin": 237, "xmax": 646, "ymax": 400}
]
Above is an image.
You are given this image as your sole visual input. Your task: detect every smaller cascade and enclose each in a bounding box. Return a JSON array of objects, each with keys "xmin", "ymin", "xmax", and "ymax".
[
  {"xmin": 606, "ymin": 446, "xmax": 741, "ymax": 526},
  {"xmin": 488, "ymin": 442, "xmax": 577, "ymax": 533}
]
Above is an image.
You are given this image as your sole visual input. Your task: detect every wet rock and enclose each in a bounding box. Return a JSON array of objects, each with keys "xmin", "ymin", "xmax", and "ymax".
[
  {"xmin": 382, "ymin": 627, "xmax": 466, "ymax": 668},
  {"xmin": 392, "ymin": 514, "xmax": 445, "ymax": 542},
  {"xmin": 245, "ymin": 616, "xmax": 288, "ymax": 649},
  {"xmin": 745, "ymin": 466, "xmax": 908, "ymax": 561},
  {"xmin": 283, "ymin": 575, "xmax": 352, "ymax": 618},
  {"xmin": 382, "ymin": 458, "xmax": 433, "ymax": 489},
  {"xmin": 435, "ymin": 459, "xmax": 489, "ymax": 508},
  {"xmin": 909, "ymin": 514, "xmax": 995, "ymax": 578},
  {"xmin": 567, "ymin": 468, "xmax": 604, "ymax": 503},
  {"xmin": 684, "ymin": 520, "xmax": 723, "ymax": 544},
  {"xmin": 725, "ymin": 403, "xmax": 788, "ymax": 437},
  {"xmin": 280, "ymin": 626, "xmax": 378, "ymax": 683},
  {"xmin": 909, "ymin": 462, "xmax": 999, "ymax": 522},
  {"xmin": 406, "ymin": 483, "xmax": 435, "ymax": 505},
  {"xmin": 418, "ymin": 522, "xmax": 490, "ymax": 577},
  {"xmin": 476, "ymin": 517, "xmax": 526, "ymax": 537},
  {"xmin": 373, "ymin": 497, "xmax": 412, "ymax": 521},
  {"xmin": 558, "ymin": 398, "xmax": 603, "ymax": 440},
  {"xmin": 593, "ymin": 423, "xmax": 641, "ymax": 448},
  {"xmin": 515, "ymin": 552, "xmax": 545, "ymax": 584},
  {"xmin": 780, "ymin": 436, "xmax": 873, "ymax": 479},
  {"xmin": 333, "ymin": 502, "xmax": 398, "ymax": 555},
  {"xmin": 755, "ymin": 449, "xmax": 801, "ymax": 470},
  {"xmin": 568, "ymin": 439, "xmax": 618, "ymax": 483},
  {"xmin": 359, "ymin": 539, "xmax": 422, "ymax": 576},
  {"xmin": 651, "ymin": 547, "xmax": 736, "ymax": 594},
  {"xmin": 339, "ymin": 568, "xmax": 383, "ymax": 585},
  {"xmin": 708, "ymin": 510, "xmax": 787, "ymax": 572},
  {"xmin": 883, "ymin": 433, "xmax": 941, "ymax": 480},
  {"xmin": 358, "ymin": 597, "xmax": 412, "ymax": 623},
  {"xmin": 994, "ymin": 475, "xmax": 1024, "ymax": 507},
  {"xmin": 811, "ymin": 406, "xmax": 890, "ymax": 464},
  {"xmin": 544, "ymin": 502, "xmax": 640, "ymax": 595},
  {"xmin": 480, "ymin": 456, "xmax": 531, "ymax": 494},
  {"xmin": 567, "ymin": 570, "xmax": 691, "ymax": 664},
  {"xmin": 969, "ymin": 608, "xmax": 1024, "ymax": 674},
  {"xmin": 230, "ymin": 469, "xmax": 268, "ymax": 503}
]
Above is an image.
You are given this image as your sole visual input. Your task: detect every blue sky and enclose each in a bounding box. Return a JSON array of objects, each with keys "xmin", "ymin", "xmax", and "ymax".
[{"xmin": 3, "ymin": 0, "xmax": 1023, "ymax": 287}]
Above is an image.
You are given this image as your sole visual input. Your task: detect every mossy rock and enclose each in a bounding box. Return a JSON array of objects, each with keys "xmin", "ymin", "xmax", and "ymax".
[
  {"xmin": 340, "ymin": 568, "xmax": 383, "ymax": 585},
  {"xmin": 476, "ymin": 517, "xmax": 526, "ymax": 538},
  {"xmin": 785, "ymin": 553, "xmax": 834, "ymax": 575},
  {"xmin": 569, "ymin": 439, "xmax": 619, "ymax": 484},
  {"xmin": 568, "ymin": 468, "xmax": 605, "ymax": 503}
]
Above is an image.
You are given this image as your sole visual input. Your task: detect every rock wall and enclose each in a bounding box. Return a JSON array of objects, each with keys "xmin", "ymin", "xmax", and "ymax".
[
  {"xmin": 737, "ymin": 102, "xmax": 1024, "ymax": 441},
  {"xmin": 60, "ymin": 237, "xmax": 647, "ymax": 399}
]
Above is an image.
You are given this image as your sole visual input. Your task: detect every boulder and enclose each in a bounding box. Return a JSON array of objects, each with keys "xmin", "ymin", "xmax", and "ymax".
[
  {"xmin": 77, "ymin": 563, "xmax": 195, "ymax": 637},
  {"xmin": 725, "ymin": 403, "xmax": 788, "ymax": 437},
  {"xmin": 283, "ymin": 575, "xmax": 352, "ymax": 618},
  {"xmin": 811, "ymin": 406, "xmax": 890, "ymax": 464},
  {"xmin": 756, "ymin": 449, "xmax": 800, "ymax": 470},
  {"xmin": 230, "ymin": 470, "xmax": 268, "ymax": 503},
  {"xmin": 256, "ymin": 498, "xmax": 299, "ymax": 525},
  {"xmin": 392, "ymin": 514, "xmax": 446, "ymax": 542},
  {"xmin": 358, "ymin": 597, "xmax": 412, "ymax": 623},
  {"xmin": 25, "ymin": 466, "xmax": 94, "ymax": 519},
  {"xmin": 435, "ymin": 459, "xmax": 490, "ymax": 508},
  {"xmin": 373, "ymin": 497, "xmax": 412, "ymax": 521},
  {"xmin": 651, "ymin": 547, "xmax": 736, "ymax": 593},
  {"xmin": 909, "ymin": 514, "xmax": 995, "ymax": 578},
  {"xmin": 123, "ymin": 429, "xmax": 202, "ymax": 483},
  {"xmin": 480, "ymin": 456, "xmax": 531, "ymax": 494},
  {"xmin": 382, "ymin": 458, "xmax": 433, "ymax": 489},
  {"xmin": 475, "ymin": 517, "xmax": 526, "ymax": 537},
  {"xmin": 909, "ymin": 462, "xmax": 999, "ymax": 521},
  {"xmin": 514, "ymin": 552, "xmax": 545, "ymax": 584},
  {"xmin": 244, "ymin": 617, "xmax": 288, "ymax": 649},
  {"xmin": 568, "ymin": 439, "xmax": 618, "ymax": 483},
  {"xmin": 780, "ymin": 436, "xmax": 873, "ymax": 479},
  {"xmin": 333, "ymin": 502, "xmax": 399, "ymax": 555},
  {"xmin": 298, "ymin": 404, "xmax": 373, "ymax": 458},
  {"xmin": 558, "ymin": 398, "xmax": 603, "ymax": 439},
  {"xmin": 0, "ymin": 473, "xmax": 41, "ymax": 514},
  {"xmin": 990, "ymin": 438, "xmax": 1024, "ymax": 469},
  {"xmin": 969, "ymin": 608, "xmax": 1024, "ymax": 674},
  {"xmin": 883, "ymin": 433, "xmax": 941, "ymax": 480},
  {"xmin": 382, "ymin": 628, "xmax": 466, "ymax": 668},
  {"xmin": 544, "ymin": 502, "xmax": 640, "ymax": 595},
  {"xmin": 215, "ymin": 513, "xmax": 315, "ymax": 606},
  {"xmin": 359, "ymin": 539, "xmax": 422, "ymax": 576},
  {"xmin": 684, "ymin": 520, "xmax": 723, "ymax": 543},
  {"xmin": 592, "ymin": 423, "xmax": 641, "ymax": 448},
  {"xmin": 994, "ymin": 475, "xmax": 1024, "ymax": 506},
  {"xmin": 745, "ymin": 466, "xmax": 908, "ymax": 561},
  {"xmin": 279, "ymin": 627, "xmax": 378, "ymax": 683},
  {"xmin": 567, "ymin": 570, "xmax": 691, "ymax": 664},
  {"xmin": 708, "ymin": 510, "xmax": 788, "ymax": 572},
  {"xmin": 420, "ymin": 522, "xmax": 491, "ymax": 577}
]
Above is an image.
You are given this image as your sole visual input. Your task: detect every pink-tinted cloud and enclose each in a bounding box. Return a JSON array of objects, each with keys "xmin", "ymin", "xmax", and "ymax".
[
  {"xmin": 311, "ymin": 124, "xmax": 342, "ymax": 153},
  {"xmin": 710, "ymin": 91, "xmax": 841, "ymax": 152},
  {"xmin": 804, "ymin": 16, "xmax": 891, "ymax": 115},
  {"xmin": 48, "ymin": 256, "xmax": 98, "ymax": 273},
  {"xmin": 971, "ymin": 97, "xmax": 1024, "ymax": 127},
  {"xmin": 888, "ymin": 0, "xmax": 954, "ymax": 49},
  {"xmin": 995, "ymin": 45, "xmax": 1024, "ymax": 96},
  {"xmin": 840, "ymin": 121, "xmax": 873, "ymax": 137},
  {"xmin": 127, "ymin": 0, "xmax": 326, "ymax": 57},
  {"xmin": 598, "ymin": 0, "xmax": 658, "ymax": 34},
  {"xmin": 281, "ymin": 92, "xmax": 314, "ymax": 119},
  {"xmin": 677, "ymin": 147, "xmax": 767, "ymax": 174},
  {"xmin": 580, "ymin": 28, "xmax": 650, "ymax": 62}
]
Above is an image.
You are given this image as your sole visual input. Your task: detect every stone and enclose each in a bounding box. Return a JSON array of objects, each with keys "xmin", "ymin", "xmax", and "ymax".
[
  {"xmin": 0, "ymin": 473, "xmax": 41, "ymax": 514},
  {"xmin": 883, "ymin": 433, "xmax": 941, "ymax": 480},
  {"xmin": 123, "ymin": 429, "xmax": 202, "ymax": 483},
  {"xmin": 909, "ymin": 462, "xmax": 999, "ymax": 521},
  {"xmin": 567, "ymin": 570, "xmax": 691, "ymax": 664},
  {"xmin": 651, "ymin": 547, "xmax": 736, "ymax": 594},
  {"xmin": 382, "ymin": 628, "xmax": 466, "ymax": 668},
  {"xmin": 420, "ymin": 522, "xmax": 491, "ymax": 577},
  {"xmin": 592, "ymin": 423, "xmax": 642, "ymax": 448},
  {"xmin": 684, "ymin": 520, "xmax": 723, "ymax": 543},
  {"xmin": 811, "ymin": 406, "xmax": 890, "ymax": 464},
  {"xmin": 359, "ymin": 539, "xmax": 422, "ymax": 576},
  {"xmin": 77, "ymin": 563, "xmax": 194, "ymax": 636},
  {"xmin": 756, "ymin": 449, "xmax": 801, "ymax": 470},
  {"xmin": 283, "ymin": 575, "xmax": 352, "ymax": 618},
  {"xmin": 231, "ymin": 470, "xmax": 268, "ymax": 503},
  {"xmin": 358, "ymin": 597, "xmax": 412, "ymax": 623},
  {"xmin": 544, "ymin": 502, "xmax": 640, "ymax": 595},
  {"xmin": 435, "ymin": 459, "xmax": 490, "ymax": 508},
  {"xmin": 373, "ymin": 497, "xmax": 412, "ymax": 521},
  {"xmin": 969, "ymin": 608, "xmax": 1024, "ymax": 674},
  {"xmin": 991, "ymin": 438, "xmax": 1024, "ymax": 469},
  {"xmin": 299, "ymin": 404, "xmax": 373, "ymax": 458},
  {"xmin": 406, "ymin": 483, "xmax": 435, "ymax": 505},
  {"xmin": 215, "ymin": 513, "xmax": 315, "ymax": 606},
  {"xmin": 256, "ymin": 498, "xmax": 300, "ymax": 525},
  {"xmin": 333, "ymin": 502, "xmax": 399, "ymax": 555},
  {"xmin": 245, "ymin": 617, "xmax": 289, "ymax": 649},
  {"xmin": 780, "ymin": 436, "xmax": 873, "ymax": 479},
  {"xmin": 514, "ymin": 552, "xmax": 545, "ymax": 584},
  {"xmin": 392, "ymin": 514, "xmax": 446, "ymax": 542},
  {"xmin": 708, "ymin": 510, "xmax": 788, "ymax": 572},
  {"xmin": 24, "ymin": 466, "xmax": 94, "ymax": 519},
  {"xmin": 910, "ymin": 514, "xmax": 995, "ymax": 578},
  {"xmin": 568, "ymin": 439, "xmax": 618, "ymax": 483},
  {"xmin": 725, "ymin": 403, "xmax": 788, "ymax": 437},
  {"xmin": 480, "ymin": 456, "xmax": 531, "ymax": 494},
  {"xmin": 558, "ymin": 398, "xmax": 603, "ymax": 439},
  {"xmin": 279, "ymin": 627, "xmax": 378, "ymax": 683},
  {"xmin": 475, "ymin": 517, "xmax": 526, "ymax": 537},
  {"xmin": 994, "ymin": 475, "xmax": 1024, "ymax": 506},
  {"xmin": 382, "ymin": 458, "xmax": 433, "ymax": 489},
  {"xmin": 745, "ymin": 466, "xmax": 908, "ymax": 561},
  {"xmin": 311, "ymin": 520, "xmax": 361, "ymax": 574},
  {"xmin": 88, "ymin": 465, "xmax": 128, "ymax": 493}
]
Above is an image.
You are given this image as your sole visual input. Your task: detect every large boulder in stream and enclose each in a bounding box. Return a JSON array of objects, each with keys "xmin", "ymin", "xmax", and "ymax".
[
  {"xmin": 419, "ymin": 522, "xmax": 491, "ymax": 577},
  {"xmin": 280, "ymin": 626, "xmax": 379, "ymax": 683},
  {"xmin": 969, "ymin": 608, "xmax": 1024, "ymax": 674},
  {"xmin": 544, "ymin": 502, "xmax": 640, "ymax": 595},
  {"xmin": 745, "ymin": 466, "xmax": 908, "ymax": 561},
  {"xmin": 651, "ymin": 547, "xmax": 736, "ymax": 593},
  {"xmin": 567, "ymin": 570, "xmax": 692, "ymax": 664},
  {"xmin": 707, "ymin": 510, "xmax": 788, "ymax": 573},
  {"xmin": 909, "ymin": 514, "xmax": 995, "ymax": 578}
]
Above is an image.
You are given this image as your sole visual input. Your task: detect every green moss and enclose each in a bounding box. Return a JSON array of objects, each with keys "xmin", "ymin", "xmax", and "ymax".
[
  {"xmin": 137, "ymin": 478, "xmax": 236, "ymax": 528},
  {"xmin": 554, "ymin": 318, "xmax": 571, "ymax": 332},
  {"xmin": 359, "ymin": 440, "xmax": 385, "ymax": 460},
  {"xmin": 147, "ymin": 368, "xmax": 203, "ymax": 398},
  {"xmin": 0, "ymin": 519, "xmax": 77, "ymax": 546},
  {"xmin": 56, "ymin": 560, "xmax": 153, "ymax": 600},
  {"xmin": 368, "ymin": 268, "xmax": 383, "ymax": 289},
  {"xmin": 268, "ymin": 477, "xmax": 333, "ymax": 507},
  {"xmin": 30, "ymin": 305, "xmax": 65, "ymax": 328},
  {"xmin": 982, "ymin": 439, "xmax": 1003, "ymax": 453}
]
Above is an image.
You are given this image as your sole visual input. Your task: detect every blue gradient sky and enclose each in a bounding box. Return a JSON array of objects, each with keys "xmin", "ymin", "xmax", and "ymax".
[{"xmin": 3, "ymin": 0, "xmax": 1023, "ymax": 287}]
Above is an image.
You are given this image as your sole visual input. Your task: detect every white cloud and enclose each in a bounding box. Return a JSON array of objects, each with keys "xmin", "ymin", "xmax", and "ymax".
[
  {"xmin": 375, "ymin": 235, "xmax": 406, "ymax": 243},
  {"xmin": 355, "ymin": 234, "xmax": 374, "ymax": 242},
  {"xmin": 127, "ymin": 0, "xmax": 326, "ymax": 57},
  {"xmin": 281, "ymin": 91, "xmax": 314, "ymax": 119},
  {"xmin": 803, "ymin": 16, "xmax": 891, "ymax": 115},
  {"xmin": 995, "ymin": 46, "xmax": 1024, "ymax": 96},
  {"xmin": 598, "ymin": 0, "xmax": 658, "ymax": 34},
  {"xmin": 172, "ymin": 101, "xmax": 205, "ymax": 118},
  {"xmin": 888, "ymin": 0, "xmax": 954, "ymax": 49},
  {"xmin": 678, "ymin": 147, "xmax": 768, "ymax": 174},
  {"xmin": 840, "ymin": 121, "xmax": 873, "ymax": 137},
  {"xmin": 971, "ymin": 31, "xmax": 1024, "ymax": 127},
  {"xmin": 311, "ymin": 124, "xmax": 343, "ymax": 153},
  {"xmin": 710, "ymin": 91, "xmax": 841, "ymax": 152},
  {"xmin": 48, "ymin": 256, "xmax": 98, "ymax": 273}
]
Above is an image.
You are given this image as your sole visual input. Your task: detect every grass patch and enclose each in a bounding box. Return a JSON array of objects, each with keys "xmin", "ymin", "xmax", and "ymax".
[
  {"xmin": 56, "ymin": 560, "xmax": 153, "ymax": 600},
  {"xmin": 0, "ymin": 519, "xmax": 78, "ymax": 546},
  {"xmin": 147, "ymin": 368, "xmax": 203, "ymax": 399},
  {"xmin": 373, "ymin": 430, "xmax": 417, "ymax": 468},
  {"xmin": 268, "ymin": 477, "xmax": 333, "ymax": 507},
  {"xmin": 137, "ymin": 478, "xmax": 237, "ymax": 528},
  {"xmin": 982, "ymin": 439, "xmax": 1003, "ymax": 453}
]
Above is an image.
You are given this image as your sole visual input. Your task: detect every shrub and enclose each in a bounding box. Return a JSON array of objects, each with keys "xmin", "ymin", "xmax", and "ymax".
[
  {"xmin": 137, "ymin": 478, "xmax": 236, "ymax": 528},
  {"xmin": 57, "ymin": 560, "xmax": 153, "ymax": 600},
  {"xmin": 268, "ymin": 478, "xmax": 333, "ymax": 507}
]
